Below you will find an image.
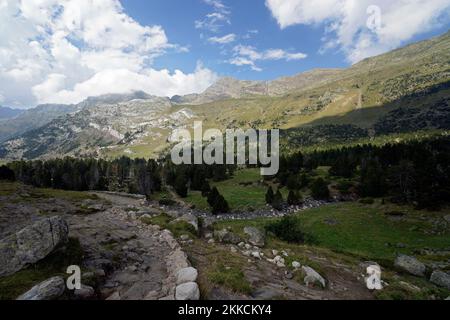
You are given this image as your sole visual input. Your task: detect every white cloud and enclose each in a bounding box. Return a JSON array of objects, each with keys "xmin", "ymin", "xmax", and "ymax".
[
  {"xmin": 195, "ymin": 0, "xmax": 231, "ymax": 32},
  {"xmin": 0, "ymin": 0, "xmax": 217, "ymax": 107},
  {"xmin": 265, "ymin": 0, "xmax": 450, "ymax": 63},
  {"xmin": 208, "ymin": 33, "xmax": 236, "ymax": 44},
  {"xmin": 229, "ymin": 45, "xmax": 307, "ymax": 71}
]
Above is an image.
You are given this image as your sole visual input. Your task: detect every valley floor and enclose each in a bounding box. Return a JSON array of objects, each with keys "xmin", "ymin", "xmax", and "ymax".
[{"xmin": 0, "ymin": 181, "xmax": 449, "ymax": 300}]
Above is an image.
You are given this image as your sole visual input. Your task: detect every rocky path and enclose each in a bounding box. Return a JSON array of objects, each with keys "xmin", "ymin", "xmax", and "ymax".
[{"xmin": 67, "ymin": 192, "xmax": 190, "ymax": 300}]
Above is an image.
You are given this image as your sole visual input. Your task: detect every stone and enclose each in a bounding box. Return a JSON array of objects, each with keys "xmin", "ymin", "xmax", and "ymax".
[
  {"xmin": 272, "ymin": 250, "xmax": 279, "ymax": 257},
  {"xmin": 74, "ymin": 285, "xmax": 95, "ymax": 299},
  {"xmin": 302, "ymin": 266, "xmax": 326, "ymax": 288},
  {"xmin": 444, "ymin": 215, "xmax": 450, "ymax": 224},
  {"xmin": 214, "ymin": 229, "xmax": 241, "ymax": 245},
  {"xmin": 172, "ymin": 214, "xmax": 198, "ymax": 231},
  {"xmin": 292, "ymin": 261, "xmax": 301, "ymax": 269},
  {"xmin": 238, "ymin": 242, "xmax": 245, "ymax": 248},
  {"xmin": 230, "ymin": 246, "xmax": 238, "ymax": 254},
  {"xmin": 176, "ymin": 267, "xmax": 199, "ymax": 285},
  {"xmin": 0, "ymin": 216, "xmax": 69, "ymax": 277},
  {"xmin": 251, "ymin": 251, "xmax": 262, "ymax": 260},
  {"xmin": 17, "ymin": 277, "xmax": 65, "ymax": 300},
  {"xmin": 243, "ymin": 227, "xmax": 266, "ymax": 247},
  {"xmin": 205, "ymin": 233, "xmax": 213, "ymax": 240},
  {"xmin": 285, "ymin": 271, "xmax": 294, "ymax": 280},
  {"xmin": 175, "ymin": 282, "xmax": 200, "ymax": 300},
  {"xmin": 276, "ymin": 261, "xmax": 286, "ymax": 268},
  {"xmin": 394, "ymin": 255, "xmax": 426, "ymax": 277},
  {"xmin": 180, "ymin": 235, "xmax": 190, "ymax": 241},
  {"xmin": 430, "ymin": 270, "xmax": 450, "ymax": 290},
  {"xmin": 208, "ymin": 239, "xmax": 215, "ymax": 244}
]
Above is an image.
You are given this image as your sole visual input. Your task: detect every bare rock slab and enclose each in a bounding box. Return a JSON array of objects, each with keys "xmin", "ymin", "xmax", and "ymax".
[
  {"xmin": 17, "ymin": 277, "xmax": 65, "ymax": 300},
  {"xmin": 0, "ymin": 216, "xmax": 69, "ymax": 277},
  {"xmin": 394, "ymin": 255, "xmax": 426, "ymax": 277}
]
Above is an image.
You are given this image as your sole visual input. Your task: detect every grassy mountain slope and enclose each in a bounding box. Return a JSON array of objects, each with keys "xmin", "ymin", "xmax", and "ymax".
[{"xmin": 0, "ymin": 30, "xmax": 449, "ymax": 160}]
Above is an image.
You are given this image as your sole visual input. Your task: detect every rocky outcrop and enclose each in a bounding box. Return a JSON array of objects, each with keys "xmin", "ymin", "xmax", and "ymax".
[
  {"xmin": 214, "ymin": 229, "xmax": 241, "ymax": 245},
  {"xmin": 394, "ymin": 255, "xmax": 426, "ymax": 277},
  {"xmin": 430, "ymin": 270, "xmax": 450, "ymax": 290},
  {"xmin": 17, "ymin": 277, "xmax": 66, "ymax": 300},
  {"xmin": 0, "ymin": 216, "xmax": 69, "ymax": 277},
  {"xmin": 244, "ymin": 227, "xmax": 266, "ymax": 247}
]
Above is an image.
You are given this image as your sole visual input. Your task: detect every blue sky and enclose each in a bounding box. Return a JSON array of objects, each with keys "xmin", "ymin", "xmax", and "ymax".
[
  {"xmin": 1, "ymin": 0, "xmax": 449, "ymax": 108},
  {"xmin": 121, "ymin": 0, "xmax": 450, "ymax": 80}
]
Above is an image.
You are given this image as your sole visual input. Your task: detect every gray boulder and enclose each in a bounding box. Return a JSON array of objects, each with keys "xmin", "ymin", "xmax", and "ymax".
[
  {"xmin": 244, "ymin": 227, "xmax": 266, "ymax": 247},
  {"xmin": 74, "ymin": 285, "xmax": 96, "ymax": 299},
  {"xmin": 302, "ymin": 266, "xmax": 326, "ymax": 288},
  {"xmin": 430, "ymin": 270, "xmax": 450, "ymax": 290},
  {"xmin": 214, "ymin": 229, "xmax": 241, "ymax": 245},
  {"xmin": 394, "ymin": 255, "xmax": 426, "ymax": 277},
  {"xmin": 171, "ymin": 214, "xmax": 198, "ymax": 231},
  {"xmin": 175, "ymin": 282, "xmax": 200, "ymax": 300},
  {"xmin": 176, "ymin": 267, "xmax": 198, "ymax": 285},
  {"xmin": 0, "ymin": 216, "xmax": 69, "ymax": 277},
  {"xmin": 17, "ymin": 277, "xmax": 65, "ymax": 300}
]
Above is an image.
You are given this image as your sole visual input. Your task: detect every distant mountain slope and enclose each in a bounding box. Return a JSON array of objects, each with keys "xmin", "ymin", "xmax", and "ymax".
[
  {"xmin": 1, "ymin": 30, "xmax": 449, "ymax": 160},
  {"xmin": 0, "ymin": 107, "xmax": 23, "ymax": 120}
]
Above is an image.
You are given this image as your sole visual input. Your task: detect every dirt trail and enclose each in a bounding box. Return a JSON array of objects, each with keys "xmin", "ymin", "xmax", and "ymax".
[{"xmin": 67, "ymin": 192, "xmax": 185, "ymax": 300}]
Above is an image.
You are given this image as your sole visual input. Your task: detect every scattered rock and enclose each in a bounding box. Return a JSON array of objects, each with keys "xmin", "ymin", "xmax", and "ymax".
[
  {"xmin": 214, "ymin": 229, "xmax": 241, "ymax": 245},
  {"xmin": 444, "ymin": 215, "xmax": 450, "ymax": 224},
  {"xmin": 238, "ymin": 242, "xmax": 245, "ymax": 248},
  {"xmin": 430, "ymin": 270, "xmax": 450, "ymax": 290},
  {"xmin": 175, "ymin": 282, "xmax": 200, "ymax": 300},
  {"xmin": 272, "ymin": 250, "xmax": 279, "ymax": 257},
  {"xmin": 74, "ymin": 285, "xmax": 95, "ymax": 299},
  {"xmin": 243, "ymin": 227, "xmax": 266, "ymax": 247},
  {"xmin": 394, "ymin": 255, "xmax": 426, "ymax": 277},
  {"xmin": 176, "ymin": 267, "xmax": 199, "ymax": 285},
  {"xmin": 0, "ymin": 216, "xmax": 69, "ymax": 277},
  {"xmin": 208, "ymin": 239, "xmax": 215, "ymax": 244},
  {"xmin": 17, "ymin": 277, "xmax": 65, "ymax": 300},
  {"xmin": 302, "ymin": 266, "xmax": 326, "ymax": 288},
  {"xmin": 230, "ymin": 246, "xmax": 238, "ymax": 254},
  {"xmin": 292, "ymin": 261, "xmax": 301, "ymax": 269}
]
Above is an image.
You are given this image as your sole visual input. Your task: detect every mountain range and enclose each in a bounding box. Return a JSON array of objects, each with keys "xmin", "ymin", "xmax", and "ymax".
[{"xmin": 0, "ymin": 30, "xmax": 449, "ymax": 161}]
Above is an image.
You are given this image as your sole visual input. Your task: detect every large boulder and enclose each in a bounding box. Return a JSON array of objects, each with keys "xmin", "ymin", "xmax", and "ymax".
[
  {"xmin": 244, "ymin": 227, "xmax": 266, "ymax": 247},
  {"xmin": 302, "ymin": 266, "xmax": 326, "ymax": 288},
  {"xmin": 0, "ymin": 216, "xmax": 69, "ymax": 277},
  {"xmin": 175, "ymin": 282, "xmax": 200, "ymax": 300},
  {"xmin": 176, "ymin": 267, "xmax": 198, "ymax": 285},
  {"xmin": 171, "ymin": 214, "xmax": 198, "ymax": 231},
  {"xmin": 394, "ymin": 255, "xmax": 426, "ymax": 277},
  {"xmin": 17, "ymin": 277, "xmax": 65, "ymax": 300},
  {"xmin": 430, "ymin": 270, "xmax": 450, "ymax": 290},
  {"xmin": 214, "ymin": 229, "xmax": 241, "ymax": 245}
]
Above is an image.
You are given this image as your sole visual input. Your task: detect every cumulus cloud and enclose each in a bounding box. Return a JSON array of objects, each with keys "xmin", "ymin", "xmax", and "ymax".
[
  {"xmin": 229, "ymin": 45, "xmax": 307, "ymax": 71},
  {"xmin": 265, "ymin": 0, "xmax": 450, "ymax": 63},
  {"xmin": 208, "ymin": 33, "xmax": 237, "ymax": 44},
  {"xmin": 0, "ymin": 0, "xmax": 217, "ymax": 107}
]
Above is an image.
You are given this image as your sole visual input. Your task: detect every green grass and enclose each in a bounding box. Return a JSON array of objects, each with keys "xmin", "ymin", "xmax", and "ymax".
[
  {"xmin": 141, "ymin": 213, "xmax": 198, "ymax": 238},
  {"xmin": 0, "ymin": 238, "xmax": 84, "ymax": 300},
  {"xmin": 207, "ymin": 264, "xmax": 252, "ymax": 295},
  {"xmin": 184, "ymin": 168, "xmax": 273, "ymax": 212},
  {"xmin": 215, "ymin": 201, "xmax": 450, "ymax": 263}
]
